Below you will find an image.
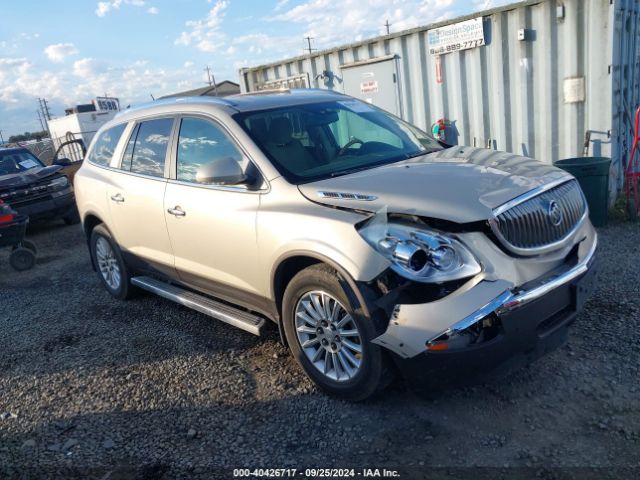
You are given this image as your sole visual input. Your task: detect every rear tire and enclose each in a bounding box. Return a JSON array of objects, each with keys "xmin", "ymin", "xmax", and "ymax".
[
  {"xmin": 89, "ymin": 224, "xmax": 135, "ymax": 300},
  {"xmin": 9, "ymin": 247, "xmax": 36, "ymax": 271},
  {"xmin": 282, "ymin": 264, "xmax": 392, "ymax": 401}
]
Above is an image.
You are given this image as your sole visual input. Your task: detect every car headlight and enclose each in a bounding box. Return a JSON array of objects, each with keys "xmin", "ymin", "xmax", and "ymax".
[
  {"xmin": 358, "ymin": 221, "xmax": 481, "ymax": 283},
  {"xmin": 47, "ymin": 176, "xmax": 69, "ymax": 190}
]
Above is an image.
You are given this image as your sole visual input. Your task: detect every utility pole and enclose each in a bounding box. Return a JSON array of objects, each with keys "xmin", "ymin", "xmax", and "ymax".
[
  {"xmin": 204, "ymin": 65, "xmax": 218, "ymax": 95},
  {"xmin": 384, "ymin": 19, "xmax": 392, "ymax": 35},
  {"xmin": 0, "ymin": 130, "xmax": 4, "ymax": 144},
  {"xmin": 304, "ymin": 36, "xmax": 316, "ymax": 55},
  {"xmin": 36, "ymin": 110, "xmax": 46, "ymax": 131},
  {"xmin": 38, "ymin": 98, "xmax": 52, "ymax": 121},
  {"xmin": 37, "ymin": 98, "xmax": 52, "ymax": 138}
]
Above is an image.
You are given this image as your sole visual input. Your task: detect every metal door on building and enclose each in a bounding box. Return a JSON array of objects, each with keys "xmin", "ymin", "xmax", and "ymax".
[{"xmin": 340, "ymin": 55, "xmax": 401, "ymax": 117}]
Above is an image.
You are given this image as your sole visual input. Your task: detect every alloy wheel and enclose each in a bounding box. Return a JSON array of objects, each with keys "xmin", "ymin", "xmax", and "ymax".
[
  {"xmin": 294, "ymin": 290, "xmax": 363, "ymax": 382},
  {"xmin": 95, "ymin": 237, "xmax": 121, "ymax": 290}
]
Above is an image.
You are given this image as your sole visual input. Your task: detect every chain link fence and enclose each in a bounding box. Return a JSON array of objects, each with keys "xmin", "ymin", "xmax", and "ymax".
[{"xmin": 5, "ymin": 131, "xmax": 93, "ymax": 165}]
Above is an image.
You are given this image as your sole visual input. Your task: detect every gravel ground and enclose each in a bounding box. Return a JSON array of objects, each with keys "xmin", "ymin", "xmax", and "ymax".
[{"xmin": 0, "ymin": 220, "xmax": 638, "ymax": 479}]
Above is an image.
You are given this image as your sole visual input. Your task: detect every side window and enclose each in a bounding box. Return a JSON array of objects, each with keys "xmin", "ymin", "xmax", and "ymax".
[
  {"xmin": 87, "ymin": 124, "xmax": 126, "ymax": 166},
  {"xmin": 120, "ymin": 124, "xmax": 139, "ymax": 172},
  {"xmin": 176, "ymin": 117, "xmax": 245, "ymax": 184},
  {"xmin": 122, "ymin": 118, "xmax": 173, "ymax": 178}
]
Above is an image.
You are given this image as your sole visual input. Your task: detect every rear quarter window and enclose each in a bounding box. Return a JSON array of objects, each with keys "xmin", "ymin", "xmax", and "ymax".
[{"xmin": 87, "ymin": 124, "xmax": 126, "ymax": 167}]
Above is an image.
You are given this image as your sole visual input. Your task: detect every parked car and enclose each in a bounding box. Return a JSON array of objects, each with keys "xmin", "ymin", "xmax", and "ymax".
[
  {"xmin": 50, "ymin": 138, "xmax": 86, "ymax": 184},
  {"xmin": 74, "ymin": 90, "xmax": 597, "ymax": 400},
  {"xmin": 0, "ymin": 147, "xmax": 79, "ymax": 224}
]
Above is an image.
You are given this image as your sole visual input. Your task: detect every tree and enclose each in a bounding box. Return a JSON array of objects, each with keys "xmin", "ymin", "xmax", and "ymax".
[{"xmin": 8, "ymin": 131, "xmax": 50, "ymax": 143}]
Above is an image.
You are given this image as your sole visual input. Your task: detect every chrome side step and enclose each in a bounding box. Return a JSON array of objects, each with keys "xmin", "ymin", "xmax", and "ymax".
[{"xmin": 131, "ymin": 276, "xmax": 265, "ymax": 336}]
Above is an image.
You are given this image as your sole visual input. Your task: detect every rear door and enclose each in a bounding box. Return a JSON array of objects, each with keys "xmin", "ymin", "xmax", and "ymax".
[
  {"xmin": 163, "ymin": 115, "xmax": 265, "ymax": 309},
  {"xmin": 106, "ymin": 117, "xmax": 176, "ymax": 277}
]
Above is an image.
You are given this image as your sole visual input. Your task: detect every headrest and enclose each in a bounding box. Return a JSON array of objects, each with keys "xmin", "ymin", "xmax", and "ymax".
[
  {"xmin": 268, "ymin": 117, "xmax": 293, "ymax": 146},
  {"xmin": 249, "ymin": 118, "xmax": 268, "ymax": 143}
]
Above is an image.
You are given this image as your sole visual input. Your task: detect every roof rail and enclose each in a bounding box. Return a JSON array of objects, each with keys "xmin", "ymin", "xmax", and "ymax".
[{"xmin": 239, "ymin": 87, "xmax": 291, "ymax": 96}]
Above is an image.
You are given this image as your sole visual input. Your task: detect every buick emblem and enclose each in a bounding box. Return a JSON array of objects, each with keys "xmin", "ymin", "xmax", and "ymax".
[{"xmin": 547, "ymin": 200, "xmax": 563, "ymax": 226}]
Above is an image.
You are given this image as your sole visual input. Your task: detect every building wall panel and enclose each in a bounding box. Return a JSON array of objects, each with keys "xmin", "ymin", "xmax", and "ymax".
[{"xmin": 241, "ymin": 0, "xmax": 639, "ymax": 201}]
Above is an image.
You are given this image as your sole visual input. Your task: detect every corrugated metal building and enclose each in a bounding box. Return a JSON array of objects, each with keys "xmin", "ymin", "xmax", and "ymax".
[{"xmin": 239, "ymin": 0, "xmax": 640, "ymax": 202}]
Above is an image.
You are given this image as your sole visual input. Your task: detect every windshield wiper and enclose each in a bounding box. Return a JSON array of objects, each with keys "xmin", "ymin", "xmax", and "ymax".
[
  {"xmin": 404, "ymin": 149, "xmax": 437, "ymax": 159},
  {"xmin": 330, "ymin": 166, "xmax": 372, "ymax": 178}
]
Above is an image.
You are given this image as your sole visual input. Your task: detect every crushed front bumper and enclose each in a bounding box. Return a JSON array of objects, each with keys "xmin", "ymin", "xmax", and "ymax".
[{"xmin": 373, "ymin": 234, "xmax": 598, "ymax": 386}]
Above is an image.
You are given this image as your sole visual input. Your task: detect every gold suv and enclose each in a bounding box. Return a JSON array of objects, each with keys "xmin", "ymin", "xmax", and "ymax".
[{"xmin": 75, "ymin": 90, "xmax": 597, "ymax": 400}]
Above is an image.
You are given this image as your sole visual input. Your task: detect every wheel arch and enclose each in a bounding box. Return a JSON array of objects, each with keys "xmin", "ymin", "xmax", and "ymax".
[
  {"xmin": 82, "ymin": 212, "xmax": 105, "ymax": 271},
  {"xmin": 271, "ymin": 251, "xmax": 373, "ymax": 347}
]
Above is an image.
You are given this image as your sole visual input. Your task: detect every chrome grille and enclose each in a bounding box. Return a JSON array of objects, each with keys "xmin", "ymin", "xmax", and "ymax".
[{"xmin": 492, "ymin": 180, "xmax": 587, "ymax": 254}]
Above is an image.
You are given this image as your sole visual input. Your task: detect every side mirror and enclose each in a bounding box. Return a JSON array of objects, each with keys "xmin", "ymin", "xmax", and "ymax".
[
  {"xmin": 196, "ymin": 157, "xmax": 252, "ymax": 186},
  {"xmin": 53, "ymin": 157, "xmax": 73, "ymax": 167}
]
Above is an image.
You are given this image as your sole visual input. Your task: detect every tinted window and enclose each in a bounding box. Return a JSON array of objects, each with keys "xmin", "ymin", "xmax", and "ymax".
[
  {"xmin": 120, "ymin": 124, "xmax": 139, "ymax": 172},
  {"xmin": 0, "ymin": 150, "xmax": 45, "ymax": 175},
  {"xmin": 87, "ymin": 124, "xmax": 126, "ymax": 166},
  {"xmin": 125, "ymin": 118, "xmax": 173, "ymax": 177},
  {"xmin": 176, "ymin": 117, "xmax": 245, "ymax": 184},
  {"xmin": 234, "ymin": 100, "xmax": 441, "ymax": 184}
]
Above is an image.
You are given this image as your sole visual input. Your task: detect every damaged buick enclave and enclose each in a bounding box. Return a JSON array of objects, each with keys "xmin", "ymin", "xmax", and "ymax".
[{"xmin": 74, "ymin": 90, "xmax": 597, "ymax": 400}]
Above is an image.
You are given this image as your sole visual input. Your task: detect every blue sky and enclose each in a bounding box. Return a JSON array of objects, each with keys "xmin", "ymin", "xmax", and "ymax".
[{"xmin": 0, "ymin": 0, "xmax": 509, "ymax": 138}]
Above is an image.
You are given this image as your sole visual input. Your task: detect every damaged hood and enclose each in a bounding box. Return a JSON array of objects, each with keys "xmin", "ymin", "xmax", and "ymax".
[
  {"xmin": 298, "ymin": 146, "xmax": 571, "ymax": 223},
  {"xmin": 0, "ymin": 165, "xmax": 64, "ymax": 190}
]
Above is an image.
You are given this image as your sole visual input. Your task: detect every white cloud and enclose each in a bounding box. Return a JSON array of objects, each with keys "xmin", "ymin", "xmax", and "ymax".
[
  {"xmin": 147, "ymin": 6, "xmax": 159, "ymax": 14},
  {"xmin": 44, "ymin": 43, "xmax": 79, "ymax": 63},
  {"xmin": 175, "ymin": 0, "xmax": 229, "ymax": 52},
  {"xmin": 96, "ymin": 2, "xmax": 111, "ymax": 16},
  {"xmin": 270, "ymin": 0, "xmax": 456, "ymax": 48},
  {"xmin": 183, "ymin": 61, "xmax": 194, "ymax": 68},
  {"xmin": 72, "ymin": 58, "xmax": 107, "ymax": 77},
  {"xmin": 472, "ymin": 0, "xmax": 512, "ymax": 10},
  {"xmin": 274, "ymin": 0, "xmax": 290, "ymax": 11},
  {"xmin": 95, "ymin": 0, "xmax": 146, "ymax": 17}
]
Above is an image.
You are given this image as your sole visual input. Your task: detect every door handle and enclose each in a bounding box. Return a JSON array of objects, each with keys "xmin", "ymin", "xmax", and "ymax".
[
  {"xmin": 167, "ymin": 206, "xmax": 186, "ymax": 217},
  {"xmin": 110, "ymin": 193, "xmax": 125, "ymax": 203}
]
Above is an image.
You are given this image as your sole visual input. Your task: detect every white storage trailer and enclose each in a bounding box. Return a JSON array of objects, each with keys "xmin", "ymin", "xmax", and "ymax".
[
  {"xmin": 47, "ymin": 110, "xmax": 117, "ymax": 154},
  {"xmin": 240, "ymin": 0, "xmax": 640, "ymax": 203}
]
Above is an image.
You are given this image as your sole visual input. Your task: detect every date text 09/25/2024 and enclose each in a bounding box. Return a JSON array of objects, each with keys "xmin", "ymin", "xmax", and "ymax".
[{"xmin": 233, "ymin": 468, "xmax": 401, "ymax": 478}]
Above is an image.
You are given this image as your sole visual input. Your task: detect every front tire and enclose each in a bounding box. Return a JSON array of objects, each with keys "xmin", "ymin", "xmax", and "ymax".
[
  {"xmin": 282, "ymin": 264, "xmax": 391, "ymax": 401},
  {"xmin": 90, "ymin": 224, "xmax": 134, "ymax": 300}
]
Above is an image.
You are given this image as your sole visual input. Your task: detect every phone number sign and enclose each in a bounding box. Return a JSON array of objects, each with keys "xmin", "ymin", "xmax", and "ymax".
[{"xmin": 428, "ymin": 17, "xmax": 485, "ymax": 56}]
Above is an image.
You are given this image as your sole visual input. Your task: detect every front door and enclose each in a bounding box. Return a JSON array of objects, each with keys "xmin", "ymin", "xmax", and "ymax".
[
  {"xmin": 106, "ymin": 117, "xmax": 175, "ymax": 277},
  {"xmin": 163, "ymin": 116, "xmax": 264, "ymax": 310}
]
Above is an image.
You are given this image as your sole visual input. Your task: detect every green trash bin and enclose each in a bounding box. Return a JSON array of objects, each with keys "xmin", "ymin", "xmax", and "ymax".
[{"xmin": 554, "ymin": 157, "xmax": 611, "ymax": 227}]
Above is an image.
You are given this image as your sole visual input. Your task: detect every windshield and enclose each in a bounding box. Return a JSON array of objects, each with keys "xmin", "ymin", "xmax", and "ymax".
[
  {"xmin": 233, "ymin": 99, "xmax": 442, "ymax": 183},
  {"xmin": 0, "ymin": 150, "xmax": 45, "ymax": 176}
]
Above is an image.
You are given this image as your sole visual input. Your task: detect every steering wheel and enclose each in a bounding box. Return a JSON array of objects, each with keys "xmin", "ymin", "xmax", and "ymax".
[{"xmin": 337, "ymin": 138, "xmax": 364, "ymax": 156}]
